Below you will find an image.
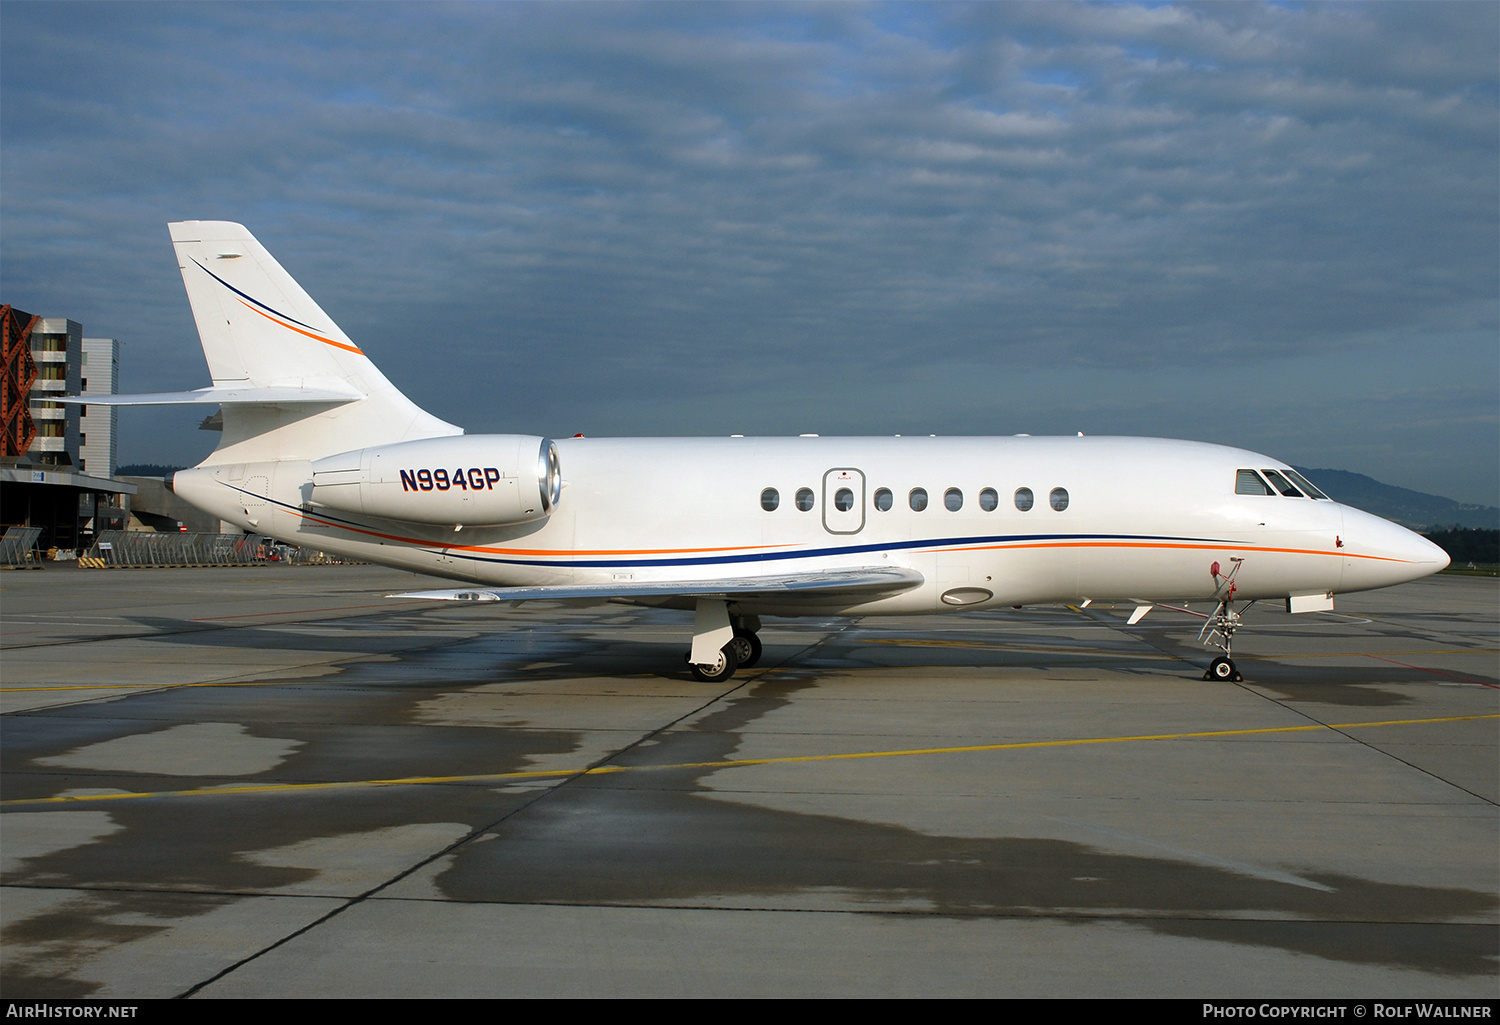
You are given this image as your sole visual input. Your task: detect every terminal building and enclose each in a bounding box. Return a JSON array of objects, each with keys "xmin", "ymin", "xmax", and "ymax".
[
  {"xmin": 1, "ymin": 305, "xmax": 133, "ymax": 553},
  {"xmin": 26, "ymin": 316, "xmax": 81, "ymax": 466},
  {"xmin": 81, "ymin": 335, "xmax": 120, "ymax": 477}
]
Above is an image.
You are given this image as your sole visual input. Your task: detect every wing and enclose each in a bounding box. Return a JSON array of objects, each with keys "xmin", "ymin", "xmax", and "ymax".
[{"xmin": 395, "ymin": 566, "xmax": 924, "ymax": 605}]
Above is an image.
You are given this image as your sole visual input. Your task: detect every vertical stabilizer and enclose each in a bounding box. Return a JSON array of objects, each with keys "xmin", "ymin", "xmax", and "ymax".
[{"xmin": 168, "ymin": 221, "xmax": 459, "ymax": 461}]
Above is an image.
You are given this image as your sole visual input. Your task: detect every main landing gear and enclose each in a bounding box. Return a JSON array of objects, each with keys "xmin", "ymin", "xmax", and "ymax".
[
  {"xmin": 729, "ymin": 627, "xmax": 762, "ymax": 669},
  {"xmin": 690, "ymin": 642, "xmax": 739, "ymax": 683},
  {"xmin": 686, "ymin": 599, "xmax": 761, "ymax": 682}
]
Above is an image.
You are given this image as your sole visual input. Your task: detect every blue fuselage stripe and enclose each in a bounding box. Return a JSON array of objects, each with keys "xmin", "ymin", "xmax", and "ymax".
[
  {"xmin": 427, "ymin": 533, "xmax": 1244, "ymax": 569},
  {"xmin": 226, "ymin": 484, "xmax": 1248, "ymax": 569}
]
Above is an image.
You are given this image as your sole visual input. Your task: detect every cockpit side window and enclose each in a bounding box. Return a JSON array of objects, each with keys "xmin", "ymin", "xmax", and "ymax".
[
  {"xmin": 1235, "ymin": 469, "xmax": 1273, "ymax": 495},
  {"xmin": 1283, "ymin": 469, "xmax": 1328, "ymax": 500},
  {"xmin": 1262, "ymin": 469, "xmax": 1304, "ymax": 497}
]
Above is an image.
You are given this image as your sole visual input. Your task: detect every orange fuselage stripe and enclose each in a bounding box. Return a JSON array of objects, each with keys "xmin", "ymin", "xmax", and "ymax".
[{"xmin": 934, "ymin": 540, "xmax": 1409, "ymax": 563}]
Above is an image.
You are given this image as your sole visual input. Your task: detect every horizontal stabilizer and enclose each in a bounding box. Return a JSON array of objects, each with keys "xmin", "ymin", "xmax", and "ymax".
[
  {"xmin": 395, "ymin": 567, "xmax": 925, "ymax": 604},
  {"xmin": 54, "ymin": 385, "xmax": 364, "ymax": 407}
]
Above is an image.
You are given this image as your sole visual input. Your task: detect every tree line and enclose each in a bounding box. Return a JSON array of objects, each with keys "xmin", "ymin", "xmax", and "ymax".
[{"xmin": 1420, "ymin": 527, "xmax": 1499, "ymax": 565}]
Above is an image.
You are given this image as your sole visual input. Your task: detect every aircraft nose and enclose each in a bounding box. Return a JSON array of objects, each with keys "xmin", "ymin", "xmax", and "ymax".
[{"xmin": 1339, "ymin": 505, "xmax": 1450, "ymax": 592}]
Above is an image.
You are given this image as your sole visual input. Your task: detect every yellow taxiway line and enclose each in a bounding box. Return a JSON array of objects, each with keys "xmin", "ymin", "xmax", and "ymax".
[{"xmin": 4, "ymin": 713, "xmax": 1495, "ymax": 808}]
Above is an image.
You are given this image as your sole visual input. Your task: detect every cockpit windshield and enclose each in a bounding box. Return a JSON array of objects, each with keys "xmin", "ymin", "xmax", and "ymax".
[
  {"xmin": 1283, "ymin": 469, "xmax": 1329, "ymax": 500},
  {"xmin": 1261, "ymin": 469, "xmax": 1304, "ymax": 497}
]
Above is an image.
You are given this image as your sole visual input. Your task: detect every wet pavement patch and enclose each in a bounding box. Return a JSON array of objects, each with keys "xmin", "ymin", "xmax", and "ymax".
[
  {"xmin": 434, "ymin": 778, "xmax": 1497, "ymax": 977},
  {"xmin": 1150, "ymin": 919, "xmax": 1499, "ymax": 977},
  {"xmin": 2, "ymin": 889, "xmax": 235, "ymax": 998}
]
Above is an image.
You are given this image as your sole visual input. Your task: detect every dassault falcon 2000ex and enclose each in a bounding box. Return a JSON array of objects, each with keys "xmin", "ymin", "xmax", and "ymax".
[{"xmin": 79, "ymin": 221, "xmax": 1450, "ymax": 682}]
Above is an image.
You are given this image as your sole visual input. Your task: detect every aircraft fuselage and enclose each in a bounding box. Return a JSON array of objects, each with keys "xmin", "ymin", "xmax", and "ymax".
[{"xmin": 173, "ymin": 433, "xmax": 1445, "ymax": 617}]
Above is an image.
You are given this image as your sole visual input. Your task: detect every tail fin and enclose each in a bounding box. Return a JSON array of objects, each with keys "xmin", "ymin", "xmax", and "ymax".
[{"xmin": 168, "ymin": 221, "xmax": 459, "ymax": 460}]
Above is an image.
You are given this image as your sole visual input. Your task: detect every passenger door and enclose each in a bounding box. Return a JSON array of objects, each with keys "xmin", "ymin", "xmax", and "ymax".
[{"xmin": 822, "ymin": 468, "xmax": 865, "ymax": 535}]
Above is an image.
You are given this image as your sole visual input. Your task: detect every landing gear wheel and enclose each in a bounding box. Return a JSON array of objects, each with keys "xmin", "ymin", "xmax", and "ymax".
[
  {"xmin": 1205, "ymin": 656, "xmax": 1241, "ymax": 682},
  {"xmin": 690, "ymin": 643, "xmax": 740, "ymax": 683},
  {"xmin": 730, "ymin": 629, "xmax": 762, "ymax": 669}
]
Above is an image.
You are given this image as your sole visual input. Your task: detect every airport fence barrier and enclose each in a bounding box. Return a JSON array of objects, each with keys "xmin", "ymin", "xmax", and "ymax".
[
  {"xmin": 283, "ymin": 546, "xmax": 363, "ymax": 565},
  {"xmin": 0, "ymin": 526, "xmax": 43, "ymax": 567},
  {"xmin": 78, "ymin": 530, "xmax": 363, "ymax": 568},
  {"xmin": 84, "ymin": 530, "xmax": 264, "ymax": 568}
]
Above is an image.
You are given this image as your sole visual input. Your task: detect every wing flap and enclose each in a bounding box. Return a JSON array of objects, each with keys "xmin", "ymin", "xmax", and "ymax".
[{"xmin": 395, "ymin": 566, "xmax": 924, "ymax": 604}]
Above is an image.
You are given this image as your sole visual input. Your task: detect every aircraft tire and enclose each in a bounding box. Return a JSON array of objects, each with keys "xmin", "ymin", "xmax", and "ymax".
[
  {"xmin": 690, "ymin": 643, "xmax": 740, "ymax": 683},
  {"xmin": 731, "ymin": 629, "xmax": 762, "ymax": 669},
  {"xmin": 1207, "ymin": 656, "xmax": 1241, "ymax": 682}
]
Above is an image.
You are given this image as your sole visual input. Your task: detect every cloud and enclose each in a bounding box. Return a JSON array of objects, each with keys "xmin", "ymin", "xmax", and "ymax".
[{"xmin": 1, "ymin": 1, "xmax": 1494, "ymax": 502}]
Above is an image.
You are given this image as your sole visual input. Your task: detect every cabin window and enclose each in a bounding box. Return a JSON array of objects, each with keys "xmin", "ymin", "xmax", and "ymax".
[
  {"xmin": 1284, "ymin": 469, "xmax": 1328, "ymax": 500},
  {"xmin": 1050, "ymin": 487, "xmax": 1069, "ymax": 512},
  {"xmin": 1235, "ymin": 469, "xmax": 1272, "ymax": 495},
  {"xmin": 909, "ymin": 488, "xmax": 929, "ymax": 512},
  {"xmin": 761, "ymin": 488, "xmax": 780, "ymax": 511},
  {"xmin": 834, "ymin": 488, "xmax": 854, "ymax": 512},
  {"xmin": 795, "ymin": 487, "xmax": 815, "ymax": 511},
  {"xmin": 1014, "ymin": 487, "xmax": 1034, "ymax": 512},
  {"xmin": 944, "ymin": 488, "xmax": 963, "ymax": 511},
  {"xmin": 979, "ymin": 488, "xmax": 998, "ymax": 511},
  {"xmin": 874, "ymin": 488, "xmax": 893, "ymax": 512},
  {"xmin": 1262, "ymin": 469, "xmax": 1304, "ymax": 497}
]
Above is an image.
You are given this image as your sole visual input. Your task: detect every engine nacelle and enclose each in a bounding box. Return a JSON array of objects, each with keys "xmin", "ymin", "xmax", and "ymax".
[{"xmin": 310, "ymin": 435, "xmax": 560, "ymax": 527}]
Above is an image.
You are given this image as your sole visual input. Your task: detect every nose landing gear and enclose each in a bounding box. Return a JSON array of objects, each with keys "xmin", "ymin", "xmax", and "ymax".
[
  {"xmin": 1195, "ymin": 558, "xmax": 1250, "ymax": 682},
  {"xmin": 1199, "ymin": 595, "xmax": 1250, "ymax": 682}
]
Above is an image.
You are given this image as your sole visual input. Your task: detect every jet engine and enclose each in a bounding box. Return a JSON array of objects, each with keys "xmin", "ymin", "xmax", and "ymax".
[{"xmin": 309, "ymin": 435, "xmax": 560, "ymax": 527}]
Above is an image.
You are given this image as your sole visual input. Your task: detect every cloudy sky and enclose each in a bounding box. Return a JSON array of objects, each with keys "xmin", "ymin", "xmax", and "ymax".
[{"xmin": 2, "ymin": 2, "xmax": 1496, "ymax": 504}]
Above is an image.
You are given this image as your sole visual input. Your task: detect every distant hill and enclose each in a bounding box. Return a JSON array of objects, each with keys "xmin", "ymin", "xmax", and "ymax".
[{"xmin": 1293, "ymin": 468, "xmax": 1499, "ymax": 530}]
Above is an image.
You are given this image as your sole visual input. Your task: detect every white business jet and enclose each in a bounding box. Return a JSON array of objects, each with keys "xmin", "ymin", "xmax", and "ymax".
[{"xmin": 82, "ymin": 222, "xmax": 1450, "ymax": 682}]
